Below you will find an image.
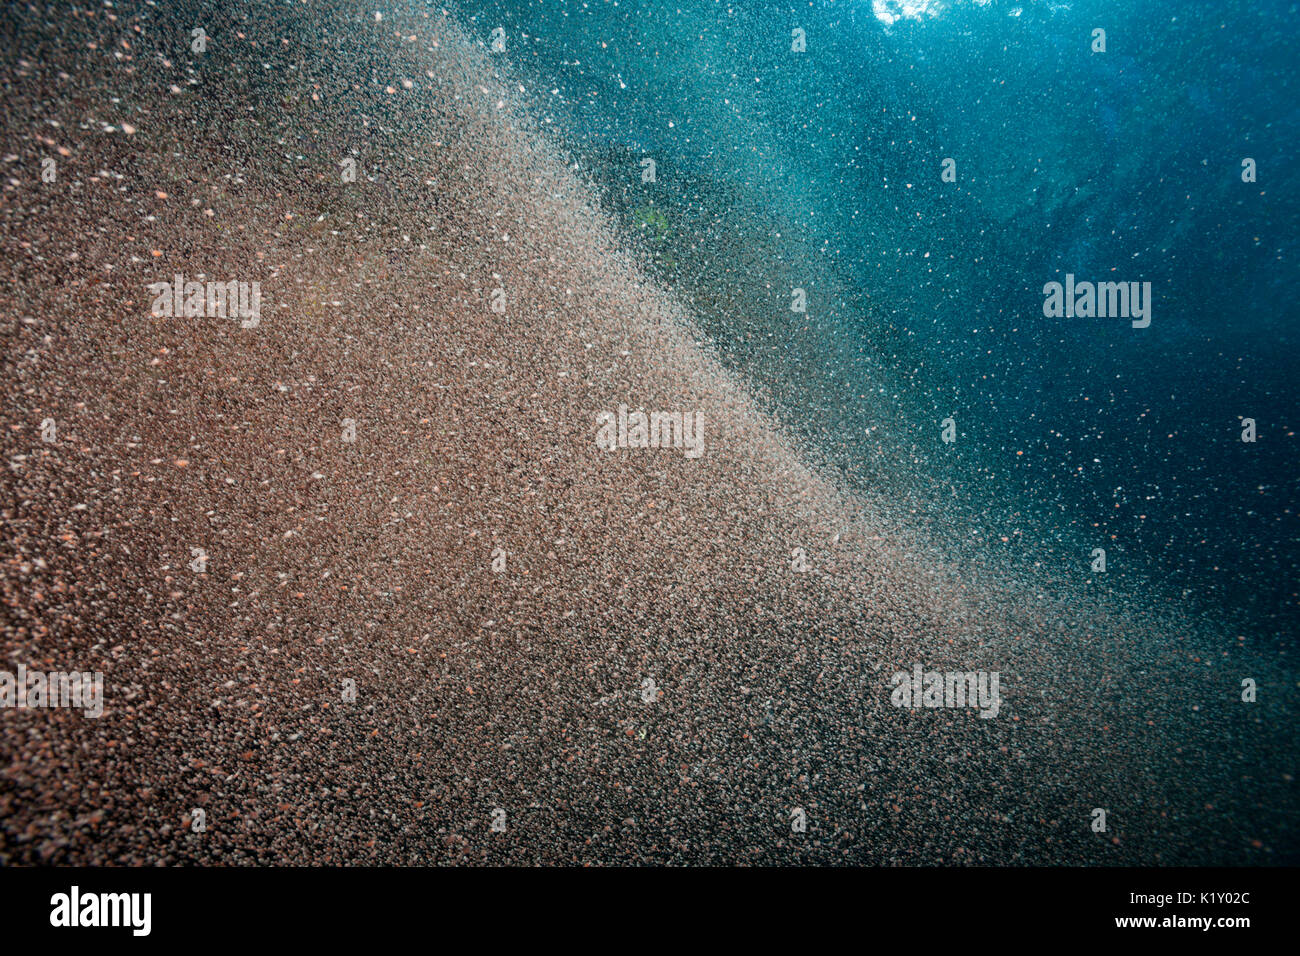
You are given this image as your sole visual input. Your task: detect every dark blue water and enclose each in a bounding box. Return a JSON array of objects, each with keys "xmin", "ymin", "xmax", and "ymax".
[{"xmin": 458, "ymin": 0, "xmax": 1300, "ymax": 633}]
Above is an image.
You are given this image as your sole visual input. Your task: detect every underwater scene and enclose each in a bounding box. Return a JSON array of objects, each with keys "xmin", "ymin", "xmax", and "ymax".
[{"xmin": 1, "ymin": 0, "xmax": 1296, "ymax": 871}]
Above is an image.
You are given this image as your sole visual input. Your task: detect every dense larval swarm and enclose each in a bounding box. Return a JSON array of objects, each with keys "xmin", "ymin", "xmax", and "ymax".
[{"xmin": 0, "ymin": 1, "xmax": 1293, "ymax": 865}]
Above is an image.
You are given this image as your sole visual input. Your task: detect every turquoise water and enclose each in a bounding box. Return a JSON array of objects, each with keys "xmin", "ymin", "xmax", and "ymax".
[{"xmin": 460, "ymin": 0, "xmax": 1300, "ymax": 634}]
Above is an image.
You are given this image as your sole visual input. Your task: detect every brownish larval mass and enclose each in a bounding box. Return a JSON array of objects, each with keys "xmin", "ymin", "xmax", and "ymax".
[{"xmin": 0, "ymin": 1, "xmax": 1292, "ymax": 865}]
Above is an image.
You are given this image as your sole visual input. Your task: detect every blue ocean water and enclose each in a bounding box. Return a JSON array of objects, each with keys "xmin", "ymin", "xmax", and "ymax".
[{"xmin": 459, "ymin": 0, "xmax": 1299, "ymax": 633}]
